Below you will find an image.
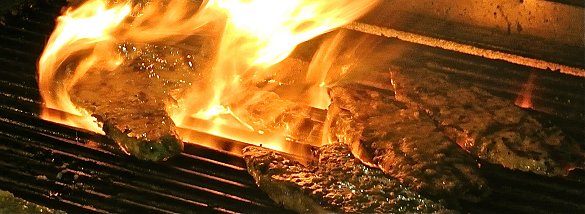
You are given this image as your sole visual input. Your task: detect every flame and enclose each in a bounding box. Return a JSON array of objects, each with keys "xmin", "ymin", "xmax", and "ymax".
[
  {"xmin": 174, "ymin": 0, "xmax": 378, "ymax": 117},
  {"xmin": 304, "ymin": 31, "xmax": 350, "ymax": 109},
  {"xmin": 38, "ymin": 0, "xmax": 131, "ymax": 133},
  {"xmin": 515, "ymin": 70, "xmax": 537, "ymax": 109},
  {"xmin": 173, "ymin": 0, "xmax": 378, "ymax": 152},
  {"xmin": 38, "ymin": 0, "xmax": 379, "ymax": 156}
]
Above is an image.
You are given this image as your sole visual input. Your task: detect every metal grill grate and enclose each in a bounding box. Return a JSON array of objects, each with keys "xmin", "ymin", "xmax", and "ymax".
[{"xmin": 0, "ymin": 0, "xmax": 584, "ymax": 213}]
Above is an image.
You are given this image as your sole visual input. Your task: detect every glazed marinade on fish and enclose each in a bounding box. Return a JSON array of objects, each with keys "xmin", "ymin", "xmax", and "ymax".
[
  {"xmin": 326, "ymin": 83, "xmax": 489, "ymax": 202},
  {"xmin": 390, "ymin": 68, "xmax": 584, "ymax": 176},
  {"xmin": 243, "ymin": 143, "xmax": 451, "ymax": 213},
  {"xmin": 70, "ymin": 43, "xmax": 210, "ymax": 161}
]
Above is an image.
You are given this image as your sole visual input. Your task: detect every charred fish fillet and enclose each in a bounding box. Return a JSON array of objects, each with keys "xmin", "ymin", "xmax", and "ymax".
[
  {"xmin": 390, "ymin": 68, "xmax": 585, "ymax": 176},
  {"xmin": 326, "ymin": 83, "xmax": 489, "ymax": 202},
  {"xmin": 71, "ymin": 69, "xmax": 183, "ymax": 161},
  {"xmin": 243, "ymin": 143, "xmax": 451, "ymax": 213},
  {"xmin": 68, "ymin": 43, "xmax": 210, "ymax": 161}
]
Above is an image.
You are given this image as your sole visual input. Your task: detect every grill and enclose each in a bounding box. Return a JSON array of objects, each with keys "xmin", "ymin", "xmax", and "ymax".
[{"xmin": 1, "ymin": 0, "xmax": 584, "ymax": 213}]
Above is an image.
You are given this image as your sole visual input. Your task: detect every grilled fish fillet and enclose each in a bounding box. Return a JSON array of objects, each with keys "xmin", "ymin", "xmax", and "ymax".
[
  {"xmin": 326, "ymin": 83, "xmax": 489, "ymax": 202},
  {"xmin": 390, "ymin": 68, "xmax": 585, "ymax": 176},
  {"xmin": 243, "ymin": 143, "xmax": 451, "ymax": 213},
  {"xmin": 69, "ymin": 43, "xmax": 210, "ymax": 161},
  {"xmin": 71, "ymin": 68, "xmax": 183, "ymax": 161}
]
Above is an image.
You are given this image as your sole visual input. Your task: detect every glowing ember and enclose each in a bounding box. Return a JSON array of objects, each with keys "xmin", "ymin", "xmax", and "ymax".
[{"xmin": 38, "ymin": 0, "xmax": 379, "ymax": 155}]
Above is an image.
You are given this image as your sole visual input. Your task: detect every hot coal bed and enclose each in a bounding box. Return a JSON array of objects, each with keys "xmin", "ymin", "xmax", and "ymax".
[{"xmin": 1, "ymin": 0, "xmax": 584, "ymax": 213}]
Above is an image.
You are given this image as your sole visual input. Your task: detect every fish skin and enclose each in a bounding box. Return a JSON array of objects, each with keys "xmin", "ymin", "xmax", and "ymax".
[
  {"xmin": 243, "ymin": 143, "xmax": 452, "ymax": 213},
  {"xmin": 390, "ymin": 68, "xmax": 585, "ymax": 176},
  {"xmin": 326, "ymin": 84, "xmax": 489, "ymax": 202}
]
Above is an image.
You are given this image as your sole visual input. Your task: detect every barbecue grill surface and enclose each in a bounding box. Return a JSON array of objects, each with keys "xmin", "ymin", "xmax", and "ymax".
[{"xmin": 0, "ymin": 0, "xmax": 584, "ymax": 213}]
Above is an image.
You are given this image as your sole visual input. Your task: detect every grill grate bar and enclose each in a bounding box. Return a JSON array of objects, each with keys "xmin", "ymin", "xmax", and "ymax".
[
  {"xmin": 0, "ymin": 103, "xmax": 287, "ymax": 213},
  {"xmin": 346, "ymin": 19, "xmax": 585, "ymax": 76},
  {"xmin": 0, "ymin": 73, "xmax": 39, "ymax": 91},
  {"xmin": 0, "ymin": 160, "xmax": 108, "ymax": 213},
  {"xmin": 416, "ymin": 46, "xmax": 585, "ymax": 90},
  {"xmin": 0, "ymin": 158, "xmax": 145, "ymax": 213},
  {"xmin": 2, "ymin": 96, "xmax": 585, "ymax": 213},
  {"xmin": 0, "ymin": 72, "xmax": 35, "ymax": 88},
  {"xmin": 3, "ymin": 15, "xmax": 55, "ymax": 32},
  {"xmin": 1, "ymin": 104, "xmax": 281, "ymax": 202},
  {"xmin": 0, "ymin": 56, "xmax": 38, "ymax": 73},
  {"xmin": 0, "ymin": 46, "xmax": 40, "ymax": 64},
  {"xmin": 0, "ymin": 0, "xmax": 583, "ymax": 213},
  {"xmin": 387, "ymin": 41, "xmax": 585, "ymax": 137},
  {"xmin": 0, "ymin": 79, "xmax": 39, "ymax": 98},
  {"xmin": 2, "ymin": 24, "xmax": 50, "ymax": 40},
  {"xmin": 0, "ymin": 122, "xmax": 283, "ymax": 213},
  {"xmin": 399, "ymin": 42, "xmax": 585, "ymax": 97},
  {"xmin": 0, "ymin": 34, "xmax": 46, "ymax": 51}
]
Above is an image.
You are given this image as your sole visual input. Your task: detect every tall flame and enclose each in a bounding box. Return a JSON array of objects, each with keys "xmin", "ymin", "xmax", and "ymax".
[
  {"xmin": 38, "ymin": 0, "xmax": 379, "ymax": 154},
  {"xmin": 38, "ymin": 0, "xmax": 131, "ymax": 132},
  {"xmin": 174, "ymin": 0, "xmax": 379, "ymax": 124},
  {"xmin": 173, "ymin": 0, "xmax": 378, "ymax": 151},
  {"xmin": 515, "ymin": 70, "xmax": 537, "ymax": 109}
]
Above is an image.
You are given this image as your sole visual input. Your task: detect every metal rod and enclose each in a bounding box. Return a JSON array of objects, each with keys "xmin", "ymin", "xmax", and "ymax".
[{"xmin": 345, "ymin": 22, "xmax": 585, "ymax": 78}]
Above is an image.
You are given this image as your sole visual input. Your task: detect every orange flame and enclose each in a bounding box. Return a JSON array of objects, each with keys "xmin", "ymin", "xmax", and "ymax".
[
  {"xmin": 173, "ymin": 0, "xmax": 378, "ymax": 136},
  {"xmin": 304, "ymin": 31, "xmax": 352, "ymax": 109},
  {"xmin": 38, "ymin": 0, "xmax": 131, "ymax": 133},
  {"xmin": 38, "ymin": 0, "xmax": 379, "ymax": 155},
  {"xmin": 515, "ymin": 70, "xmax": 537, "ymax": 109}
]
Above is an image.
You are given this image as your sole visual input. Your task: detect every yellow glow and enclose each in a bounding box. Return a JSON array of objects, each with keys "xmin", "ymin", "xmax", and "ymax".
[
  {"xmin": 38, "ymin": 0, "xmax": 379, "ymax": 155},
  {"xmin": 174, "ymin": 0, "xmax": 379, "ymax": 129},
  {"xmin": 38, "ymin": 0, "xmax": 130, "ymax": 133}
]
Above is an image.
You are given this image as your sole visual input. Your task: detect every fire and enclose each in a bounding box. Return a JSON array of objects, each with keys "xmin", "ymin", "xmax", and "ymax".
[
  {"xmin": 175, "ymin": 0, "xmax": 379, "ymax": 117},
  {"xmin": 305, "ymin": 31, "xmax": 350, "ymax": 109},
  {"xmin": 38, "ymin": 0, "xmax": 131, "ymax": 133},
  {"xmin": 515, "ymin": 70, "xmax": 537, "ymax": 109},
  {"xmin": 38, "ymin": 0, "xmax": 379, "ymax": 156},
  {"xmin": 211, "ymin": 0, "xmax": 378, "ymax": 67}
]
